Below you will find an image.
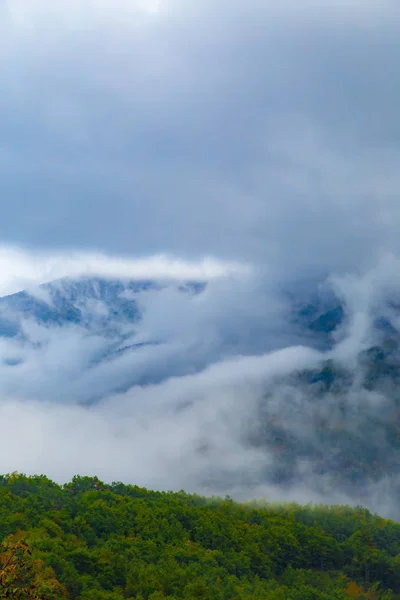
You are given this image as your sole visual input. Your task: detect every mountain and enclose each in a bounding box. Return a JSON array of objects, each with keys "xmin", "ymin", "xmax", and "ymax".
[
  {"xmin": 0, "ymin": 277, "xmax": 209, "ymax": 399},
  {"xmin": 0, "ymin": 277, "xmax": 205, "ymax": 338},
  {"xmin": 3, "ymin": 276, "xmax": 400, "ymax": 514},
  {"xmin": 245, "ymin": 290, "xmax": 400, "ymax": 508},
  {"xmin": 0, "ymin": 276, "xmax": 209, "ymax": 363}
]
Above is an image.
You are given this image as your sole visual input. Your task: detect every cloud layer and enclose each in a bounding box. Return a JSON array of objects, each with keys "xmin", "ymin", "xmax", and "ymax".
[
  {"xmin": 0, "ymin": 246, "xmax": 245, "ymax": 296},
  {"xmin": 1, "ymin": 0, "xmax": 400, "ymax": 275}
]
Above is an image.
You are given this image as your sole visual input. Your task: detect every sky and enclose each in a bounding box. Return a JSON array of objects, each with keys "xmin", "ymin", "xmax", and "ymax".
[
  {"xmin": 1, "ymin": 0, "xmax": 400, "ymax": 277},
  {"xmin": 1, "ymin": 0, "xmax": 400, "ymax": 515}
]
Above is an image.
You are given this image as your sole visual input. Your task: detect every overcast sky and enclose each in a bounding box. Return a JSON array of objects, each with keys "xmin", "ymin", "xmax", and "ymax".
[{"xmin": 1, "ymin": 0, "xmax": 400, "ymax": 282}]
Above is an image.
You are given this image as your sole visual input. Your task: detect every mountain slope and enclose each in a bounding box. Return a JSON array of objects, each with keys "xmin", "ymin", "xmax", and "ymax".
[
  {"xmin": 0, "ymin": 277, "xmax": 205, "ymax": 337},
  {"xmin": 0, "ymin": 473, "xmax": 399, "ymax": 599}
]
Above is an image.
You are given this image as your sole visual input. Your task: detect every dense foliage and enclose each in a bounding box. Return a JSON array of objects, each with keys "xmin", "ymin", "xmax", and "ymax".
[{"xmin": 0, "ymin": 474, "xmax": 399, "ymax": 598}]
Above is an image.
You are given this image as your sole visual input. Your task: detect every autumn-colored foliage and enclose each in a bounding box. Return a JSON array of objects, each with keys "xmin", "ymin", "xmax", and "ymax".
[
  {"xmin": 346, "ymin": 581, "xmax": 365, "ymax": 598},
  {"xmin": 0, "ymin": 535, "xmax": 67, "ymax": 599}
]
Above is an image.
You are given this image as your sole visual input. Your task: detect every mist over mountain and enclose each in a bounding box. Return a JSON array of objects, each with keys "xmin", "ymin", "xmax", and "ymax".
[{"xmin": 0, "ymin": 264, "xmax": 399, "ymax": 519}]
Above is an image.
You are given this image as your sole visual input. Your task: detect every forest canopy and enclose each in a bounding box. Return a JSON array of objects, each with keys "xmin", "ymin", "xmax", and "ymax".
[{"xmin": 0, "ymin": 473, "xmax": 399, "ymax": 599}]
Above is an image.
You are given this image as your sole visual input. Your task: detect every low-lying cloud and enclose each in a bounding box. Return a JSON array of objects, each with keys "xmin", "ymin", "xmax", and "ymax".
[{"xmin": 0, "ymin": 255, "xmax": 399, "ymax": 518}]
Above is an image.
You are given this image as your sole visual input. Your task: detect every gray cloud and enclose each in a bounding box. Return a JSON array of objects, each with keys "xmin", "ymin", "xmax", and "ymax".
[{"xmin": 0, "ymin": 0, "xmax": 400, "ymax": 275}]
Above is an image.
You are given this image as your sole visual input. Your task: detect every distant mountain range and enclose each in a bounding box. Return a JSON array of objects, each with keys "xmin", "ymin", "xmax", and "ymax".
[
  {"xmin": 0, "ymin": 275, "xmax": 397, "ymax": 380},
  {"xmin": 0, "ymin": 277, "xmax": 205, "ymax": 337},
  {"xmin": 3, "ymin": 276, "xmax": 400, "ymax": 511},
  {"xmin": 0, "ymin": 277, "xmax": 209, "ymax": 394}
]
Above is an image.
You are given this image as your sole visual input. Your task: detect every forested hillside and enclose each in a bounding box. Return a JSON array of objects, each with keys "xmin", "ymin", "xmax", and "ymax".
[{"xmin": 0, "ymin": 474, "xmax": 399, "ymax": 599}]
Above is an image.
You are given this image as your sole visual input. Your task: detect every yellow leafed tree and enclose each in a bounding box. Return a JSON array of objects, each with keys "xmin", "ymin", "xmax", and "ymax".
[{"xmin": 0, "ymin": 535, "xmax": 68, "ymax": 599}]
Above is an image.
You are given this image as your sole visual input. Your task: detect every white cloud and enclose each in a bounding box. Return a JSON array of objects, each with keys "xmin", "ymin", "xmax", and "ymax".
[
  {"xmin": 0, "ymin": 246, "xmax": 248, "ymax": 296},
  {"xmin": 0, "ymin": 346, "xmax": 321, "ymax": 490}
]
